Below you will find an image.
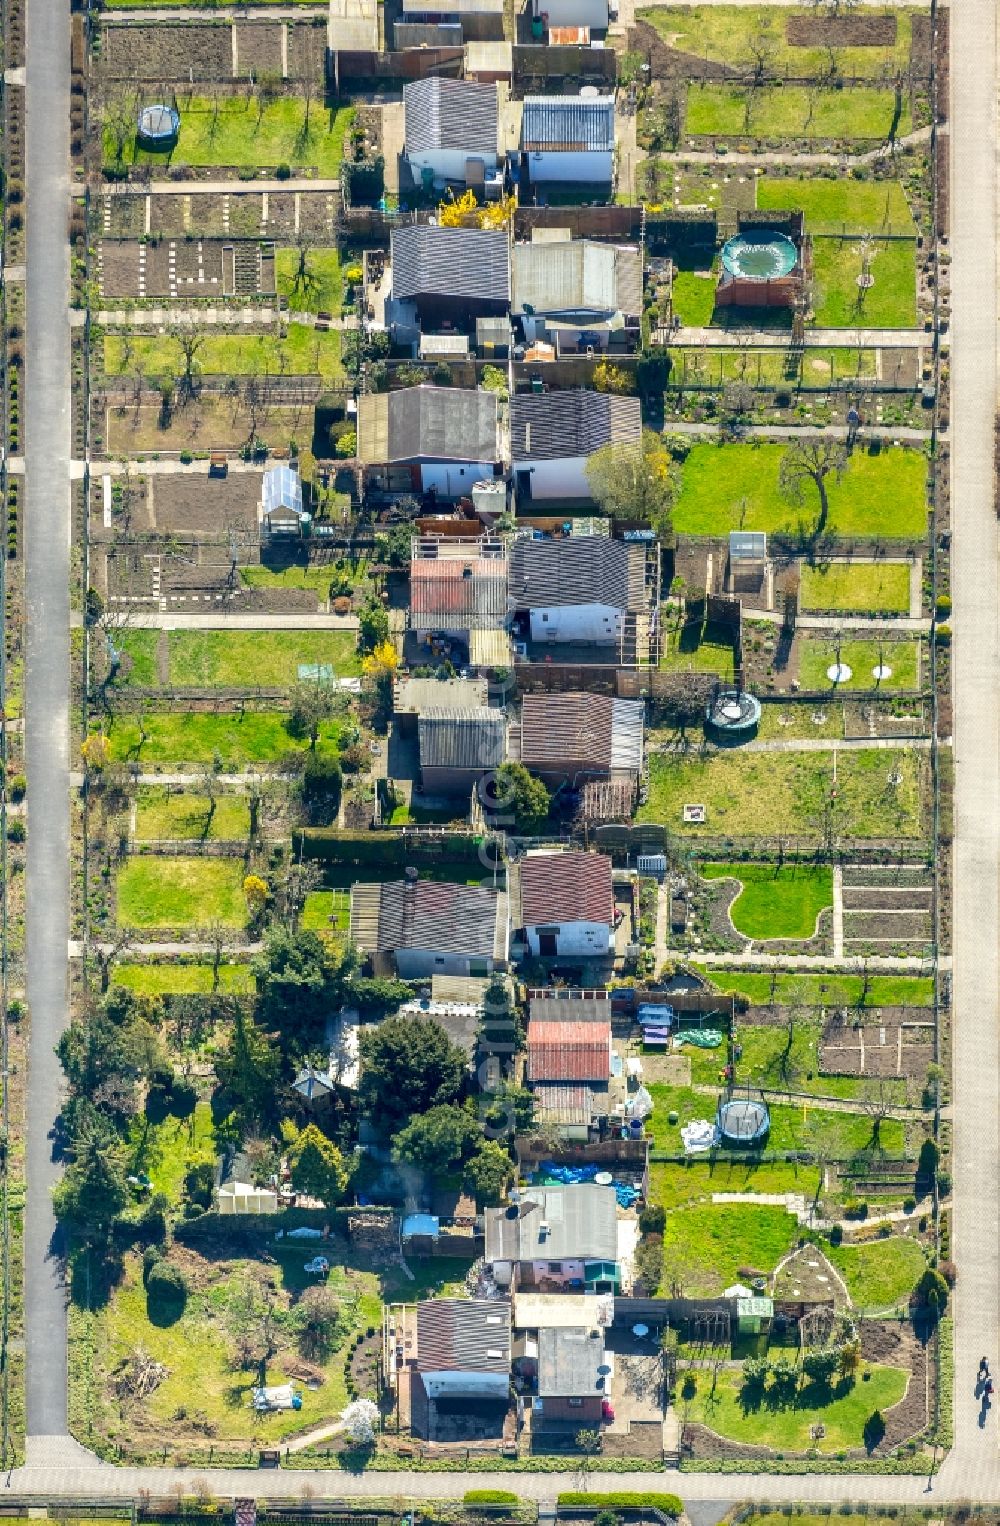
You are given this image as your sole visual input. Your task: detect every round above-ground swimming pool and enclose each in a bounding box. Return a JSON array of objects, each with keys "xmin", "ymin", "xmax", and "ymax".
[{"xmin": 721, "ymin": 229, "xmax": 798, "ymax": 280}]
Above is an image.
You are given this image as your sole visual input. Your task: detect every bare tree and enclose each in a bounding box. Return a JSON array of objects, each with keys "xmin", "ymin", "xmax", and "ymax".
[
  {"xmin": 196, "ymin": 755, "xmax": 224, "ymax": 838},
  {"xmin": 93, "ymin": 927, "xmax": 134, "ymax": 995},
  {"xmin": 168, "ymin": 326, "xmax": 206, "ymax": 402},
  {"xmin": 778, "ymin": 438, "xmax": 848, "ymax": 541},
  {"xmin": 739, "ymin": 17, "xmax": 779, "ymax": 84},
  {"xmin": 860, "ymin": 1077, "xmax": 896, "ymax": 1151}
]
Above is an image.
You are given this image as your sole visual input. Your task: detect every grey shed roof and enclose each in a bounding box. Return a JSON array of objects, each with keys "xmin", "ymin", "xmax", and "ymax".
[
  {"xmin": 391, "ymin": 225, "xmax": 510, "ymax": 305},
  {"xmin": 512, "ymin": 240, "xmax": 643, "ymax": 318},
  {"xmin": 510, "ymin": 390, "xmax": 641, "ymax": 463},
  {"xmin": 522, "ymin": 95, "xmax": 615, "ymax": 153},
  {"xmin": 729, "ymin": 530, "xmax": 767, "ymax": 560},
  {"xmin": 519, "ymin": 692, "xmax": 644, "ymax": 775},
  {"xmin": 418, "ymin": 707, "xmax": 507, "ymax": 770},
  {"xmin": 528, "ymin": 990, "xmax": 612, "ymax": 1023},
  {"xmin": 484, "ymin": 1184, "xmax": 618, "ymax": 1264},
  {"xmin": 508, "ymin": 536, "xmax": 647, "ymax": 613},
  {"xmin": 350, "ymin": 878, "xmax": 508, "ymax": 961},
  {"xmin": 417, "ymin": 1298, "xmax": 511, "ymax": 1373},
  {"xmin": 358, "ymin": 387, "xmax": 499, "ymax": 465},
  {"xmin": 405, "ymin": 78, "xmax": 498, "ymax": 156},
  {"xmin": 292, "ymin": 1066, "xmax": 336, "ymax": 1102},
  {"xmin": 537, "ymin": 1325, "xmax": 605, "ymax": 1398},
  {"xmin": 262, "ymin": 464, "xmax": 304, "ymax": 515}
]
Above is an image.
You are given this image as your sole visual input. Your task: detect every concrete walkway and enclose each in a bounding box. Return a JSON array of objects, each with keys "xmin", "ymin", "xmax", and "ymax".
[
  {"xmin": 23, "ymin": 0, "xmax": 72, "ymax": 1441},
  {"xmin": 73, "ymin": 610, "xmax": 359, "ymax": 630},
  {"xmin": 665, "ymin": 419, "xmax": 933, "ymax": 441},
  {"xmin": 107, "ymin": 4, "xmax": 326, "ymax": 16},
  {"xmin": 945, "ymin": 0, "xmax": 1000, "ymax": 1474},
  {"xmin": 116, "ymin": 177, "xmax": 341, "ymax": 196},
  {"xmin": 741, "ymin": 605, "xmax": 931, "ymax": 631},
  {"xmin": 678, "ymin": 325, "xmax": 926, "ymax": 348},
  {"xmin": 689, "ymin": 950, "xmax": 933, "ymax": 972}
]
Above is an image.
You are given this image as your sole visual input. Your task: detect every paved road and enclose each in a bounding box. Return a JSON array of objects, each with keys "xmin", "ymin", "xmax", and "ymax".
[
  {"xmin": 944, "ymin": 0, "xmax": 1000, "ymax": 1476},
  {"xmin": 23, "ymin": 0, "xmax": 71, "ymax": 1439}
]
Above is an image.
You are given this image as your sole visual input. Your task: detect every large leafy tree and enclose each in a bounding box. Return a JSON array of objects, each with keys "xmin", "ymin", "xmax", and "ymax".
[
  {"xmin": 492, "ymin": 762, "xmax": 550, "ymax": 833},
  {"xmin": 586, "ymin": 428, "xmax": 679, "ymax": 540},
  {"xmin": 52, "ymin": 1119, "xmax": 129, "ymax": 1245},
  {"xmin": 253, "ymin": 927, "xmax": 354, "ymax": 1038},
  {"xmin": 287, "ymin": 1123, "xmax": 349, "ymax": 1205},
  {"xmin": 215, "ymin": 1006, "xmax": 281, "ymax": 1125},
  {"xmin": 464, "ymin": 1139, "xmax": 513, "ymax": 1205},
  {"xmin": 392, "ymin": 1104, "xmax": 480, "ymax": 1173},
  {"xmin": 359, "ymin": 1015, "xmax": 467, "ymax": 1132}
]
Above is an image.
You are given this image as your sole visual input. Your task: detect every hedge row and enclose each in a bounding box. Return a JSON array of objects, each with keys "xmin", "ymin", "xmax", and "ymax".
[
  {"xmin": 556, "ymin": 1495, "xmax": 683, "ymax": 1517},
  {"xmin": 294, "ymin": 827, "xmax": 486, "ymax": 867}
]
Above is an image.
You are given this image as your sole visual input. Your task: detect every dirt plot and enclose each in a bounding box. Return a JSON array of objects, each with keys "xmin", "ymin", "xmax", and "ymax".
[
  {"xmin": 104, "ymin": 193, "xmax": 146, "ymax": 238},
  {"xmin": 104, "ymin": 395, "xmax": 315, "ymax": 453},
  {"xmin": 186, "ymin": 195, "xmax": 232, "ymax": 238},
  {"xmin": 102, "ymin": 21, "xmax": 231, "ymax": 80},
  {"xmin": 843, "ymin": 703, "xmax": 930, "ymax": 739},
  {"xmin": 785, "ymin": 15, "xmax": 896, "ymax": 48},
  {"xmin": 300, "ymin": 193, "xmax": 338, "ymax": 237},
  {"xmin": 881, "ymin": 347, "xmax": 921, "ymax": 389},
  {"xmin": 148, "ymin": 471, "xmax": 263, "ymax": 536},
  {"xmin": 266, "ymin": 193, "xmax": 298, "ymax": 236},
  {"xmin": 287, "ymin": 20, "xmax": 328, "ymax": 83},
  {"xmin": 100, "ymin": 241, "xmax": 142, "ymax": 300},
  {"xmin": 150, "ymin": 195, "xmax": 189, "ymax": 237},
  {"xmin": 820, "ymin": 1009, "xmax": 934, "ymax": 1080},
  {"xmin": 629, "ymin": 21, "xmax": 733, "ymax": 80},
  {"xmin": 859, "ymin": 1321, "xmax": 930, "ymax": 1453},
  {"xmin": 910, "ymin": 12, "xmax": 933, "ymax": 77},
  {"xmin": 229, "ymin": 197, "xmax": 265, "ymax": 238},
  {"xmin": 233, "ymin": 22, "xmax": 282, "ymax": 79}
]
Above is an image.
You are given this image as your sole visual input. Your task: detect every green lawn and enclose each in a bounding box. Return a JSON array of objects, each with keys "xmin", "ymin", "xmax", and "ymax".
[
  {"xmin": 239, "ymin": 564, "xmax": 344, "ymax": 602},
  {"xmin": 647, "ymin": 1080, "xmax": 904, "ymax": 1158},
  {"xmin": 636, "ymin": 6, "xmax": 917, "ymax": 79},
  {"xmin": 798, "ymin": 638, "xmax": 920, "ymax": 691},
  {"xmin": 276, "ymin": 247, "xmax": 344, "ymax": 316},
  {"xmin": 673, "ymin": 442, "xmax": 928, "ymax": 540},
  {"xmin": 639, "ymin": 747, "xmax": 926, "ymax": 840},
  {"xmin": 660, "ymin": 620, "xmax": 735, "ymax": 678},
  {"xmin": 108, "ymin": 98, "xmax": 354, "ymax": 176},
  {"xmin": 701, "ymin": 862, "xmax": 833, "ymax": 940},
  {"xmin": 799, "ymin": 562, "xmax": 912, "ymax": 614},
  {"xmin": 685, "ymin": 1363, "xmax": 908, "ymax": 1452},
  {"xmin": 686, "ymin": 85, "xmax": 912, "ymax": 142},
  {"xmin": 117, "ymin": 857, "xmax": 248, "ymax": 929},
  {"xmin": 301, "ymin": 889, "xmax": 350, "ymax": 937},
  {"xmin": 168, "ymin": 630, "xmax": 361, "ymax": 687},
  {"xmin": 104, "ymin": 326, "xmax": 345, "ymax": 387},
  {"xmin": 116, "ymin": 630, "xmax": 160, "ymax": 685},
  {"xmin": 661, "ymin": 1201, "xmax": 800, "ymax": 1296},
  {"xmin": 716, "ymin": 1022, "xmax": 907, "ymax": 1105},
  {"xmin": 113, "ymin": 961, "xmax": 255, "ymax": 995},
  {"xmin": 691, "ymin": 968, "xmax": 935, "ymax": 1008},
  {"xmin": 667, "ymin": 346, "xmax": 876, "ymax": 387},
  {"xmin": 649, "ymin": 1158, "xmax": 820, "ymax": 1213},
  {"xmin": 827, "ymin": 1234, "xmax": 926, "ymax": 1310},
  {"xmin": 671, "ymin": 268, "xmax": 718, "ymax": 327},
  {"xmin": 97, "ymin": 710, "xmax": 344, "ymax": 767},
  {"xmin": 757, "ymin": 176, "xmax": 916, "ymax": 236},
  {"xmin": 810, "ymin": 236, "xmax": 917, "ymax": 328},
  {"xmin": 134, "ymin": 789, "xmax": 251, "ymax": 842},
  {"xmin": 126, "ymin": 1101, "xmax": 217, "ymax": 1208}
]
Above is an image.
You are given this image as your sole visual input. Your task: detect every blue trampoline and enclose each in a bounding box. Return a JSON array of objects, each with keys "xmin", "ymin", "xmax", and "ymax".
[{"xmin": 137, "ymin": 104, "xmax": 180, "ymax": 148}]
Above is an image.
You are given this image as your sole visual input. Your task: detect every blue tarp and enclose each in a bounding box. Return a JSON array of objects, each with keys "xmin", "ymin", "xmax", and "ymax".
[
  {"xmin": 531, "ymin": 1164, "xmax": 641, "ymax": 1209},
  {"xmin": 402, "ymin": 1213, "xmax": 439, "ymax": 1238}
]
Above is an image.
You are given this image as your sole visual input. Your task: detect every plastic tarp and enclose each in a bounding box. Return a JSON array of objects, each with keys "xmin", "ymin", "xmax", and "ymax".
[
  {"xmin": 638, "ymin": 1004, "xmax": 674, "ymax": 1028},
  {"xmin": 252, "ymin": 1384, "xmax": 302, "ymax": 1412},
  {"xmin": 627, "ymin": 1085, "xmax": 653, "ymax": 1121},
  {"xmin": 680, "ymin": 1029, "xmax": 724, "ymax": 1049},
  {"xmin": 283, "ymin": 1226, "xmax": 323, "ymax": 1240},
  {"xmin": 402, "ymin": 1213, "xmax": 440, "ymax": 1239},
  {"xmin": 681, "ymin": 1119, "xmax": 719, "ymax": 1154}
]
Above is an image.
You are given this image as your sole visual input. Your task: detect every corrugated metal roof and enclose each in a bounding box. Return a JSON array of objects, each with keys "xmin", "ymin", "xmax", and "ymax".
[
  {"xmin": 527, "ymin": 1019, "xmax": 611, "ymax": 1082},
  {"xmin": 531, "ymin": 1081, "xmax": 592, "ymax": 1124},
  {"xmin": 418, "ymin": 707, "xmax": 507, "ymax": 769},
  {"xmin": 510, "ymin": 390, "xmax": 641, "ymax": 463},
  {"xmin": 518, "ymin": 850, "xmax": 614, "ymax": 927},
  {"xmin": 417, "ymin": 1298, "xmax": 512, "ymax": 1373},
  {"xmin": 521, "ymin": 95, "xmax": 615, "ymax": 152},
  {"xmin": 405, "ymin": 77, "xmax": 498, "ymax": 156},
  {"xmin": 729, "ymin": 530, "xmax": 767, "ymax": 560},
  {"xmin": 528, "ymin": 990, "xmax": 611, "ymax": 1023},
  {"xmin": 485, "ymin": 1184, "xmax": 618, "ymax": 1263},
  {"xmin": 537, "ymin": 1325, "xmax": 604, "ymax": 1398},
  {"xmin": 520, "ymin": 691, "xmax": 614, "ymax": 771},
  {"xmin": 609, "ymin": 697, "xmax": 645, "ymax": 771},
  {"xmin": 512, "ymin": 240, "xmax": 642, "ymax": 319},
  {"xmin": 391, "ymin": 225, "xmax": 510, "ymax": 305},
  {"xmin": 508, "ymin": 535, "xmax": 646, "ymax": 613},
  {"xmin": 402, "ymin": 0, "xmax": 504, "ymax": 15},
  {"xmin": 469, "ymin": 627, "xmax": 513, "ymax": 666},
  {"xmin": 410, "ymin": 556, "xmax": 508, "ymax": 630},
  {"xmin": 350, "ymin": 878, "xmax": 508, "ymax": 961},
  {"xmin": 359, "ymin": 387, "xmax": 499, "ymax": 466}
]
